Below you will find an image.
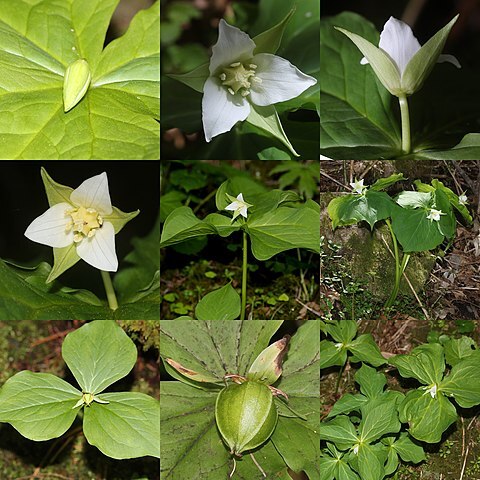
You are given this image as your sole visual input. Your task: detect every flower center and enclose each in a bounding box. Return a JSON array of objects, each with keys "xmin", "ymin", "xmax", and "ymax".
[
  {"xmin": 219, "ymin": 62, "xmax": 262, "ymax": 97},
  {"xmin": 66, "ymin": 206, "xmax": 103, "ymax": 242},
  {"xmin": 82, "ymin": 392, "xmax": 95, "ymax": 406}
]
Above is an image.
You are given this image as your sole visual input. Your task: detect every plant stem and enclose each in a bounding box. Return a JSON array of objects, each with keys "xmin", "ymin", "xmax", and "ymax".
[
  {"xmin": 240, "ymin": 230, "xmax": 248, "ymax": 320},
  {"xmin": 385, "ymin": 219, "xmax": 402, "ymax": 309},
  {"xmin": 101, "ymin": 270, "xmax": 118, "ymax": 311},
  {"xmin": 398, "ymin": 94, "xmax": 411, "ymax": 154}
]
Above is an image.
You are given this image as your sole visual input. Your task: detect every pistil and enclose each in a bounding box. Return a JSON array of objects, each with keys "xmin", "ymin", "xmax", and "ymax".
[
  {"xmin": 219, "ymin": 62, "xmax": 258, "ymax": 97},
  {"xmin": 65, "ymin": 206, "xmax": 103, "ymax": 242}
]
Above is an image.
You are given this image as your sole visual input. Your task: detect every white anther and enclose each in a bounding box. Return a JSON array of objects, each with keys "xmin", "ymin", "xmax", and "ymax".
[
  {"xmin": 219, "ymin": 73, "xmax": 226, "ymax": 81},
  {"xmin": 230, "ymin": 62, "xmax": 241, "ymax": 67},
  {"xmin": 249, "ymin": 64, "xmax": 257, "ymax": 69},
  {"xmin": 252, "ymin": 77, "xmax": 263, "ymax": 84},
  {"xmin": 228, "ymin": 87, "xmax": 235, "ymax": 95}
]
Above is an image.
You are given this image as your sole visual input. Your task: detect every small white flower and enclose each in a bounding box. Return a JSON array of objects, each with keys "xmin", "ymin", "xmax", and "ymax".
[
  {"xmin": 334, "ymin": 342, "xmax": 343, "ymax": 349},
  {"xmin": 361, "ymin": 17, "xmax": 460, "ymax": 78},
  {"xmin": 350, "ymin": 179, "xmax": 366, "ymax": 195},
  {"xmin": 25, "ymin": 173, "xmax": 118, "ymax": 272},
  {"xmin": 202, "ymin": 19, "xmax": 317, "ymax": 142},
  {"xmin": 353, "ymin": 445, "xmax": 359, "ymax": 455},
  {"xmin": 424, "ymin": 384, "xmax": 437, "ymax": 398},
  {"xmin": 458, "ymin": 193, "xmax": 468, "ymax": 206},
  {"xmin": 224, "ymin": 193, "xmax": 253, "ymax": 222},
  {"xmin": 426, "ymin": 208, "xmax": 445, "ymax": 222}
]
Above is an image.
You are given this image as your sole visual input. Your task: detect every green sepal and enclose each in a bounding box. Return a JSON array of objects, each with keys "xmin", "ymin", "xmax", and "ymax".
[
  {"xmin": 41, "ymin": 167, "xmax": 74, "ymax": 207},
  {"xmin": 164, "ymin": 357, "xmax": 223, "ymax": 384},
  {"xmin": 247, "ymin": 335, "xmax": 290, "ymax": 385},
  {"xmin": 246, "ymin": 104, "xmax": 298, "ymax": 157},
  {"xmin": 252, "ymin": 8, "xmax": 295, "ymax": 55},
  {"xmin": 47, "ymin": 244, "xmax": 81, "ymax": 283},
  {"xmin": 105, "ymin": 206, "xmax": 140, "ymax": 234},
  {"xmin": 334, "ymin": 27, "xmax": 402, "ymax": 96},
  {"xmin": 167, "ymin": 62, "xmax": 210, "ymax": 93},
  {"xmin": 402, "ymin": 15, "xmax": 459, "ymax": 95}
]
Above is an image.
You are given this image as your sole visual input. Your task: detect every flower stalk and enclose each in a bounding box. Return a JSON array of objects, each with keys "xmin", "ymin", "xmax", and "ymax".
[
  {"xmin": 240, "ymin": 230, "xmax": 248, "ymax": 321},
  {"xmin": 398, "ymin": 94, "xmax": 411, "ymax": 154},
  {"xmin": 101, "ymin": 270, "xmax": 118, "ymax": 311}
]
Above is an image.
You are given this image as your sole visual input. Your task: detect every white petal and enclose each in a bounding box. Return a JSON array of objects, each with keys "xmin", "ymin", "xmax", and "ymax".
[
  {"xmin": 202, "ymin": 77, "xmax": 250, "ymax": 142},
  {"xmin": 237, "ymin": 193, "xmax": 244, "ymax": 201},
  {"xmin": 225, "ymin": 202, "xmax": 240, "ymax": 211},
  {"xmin": 70, "ymin": 172, "xmax": 113, "ymax": 215},
  {"xmin": 239, "ymin": 206, "xmax": 248, "ymax": 218},
  {"xmin": 209, "ymin": 19, "xmax": 256, "ymax": 74},
  {"xmin": 24, "ymin": 202, "xmax": 74, "ymax": 248},
  {"xmin": 249, "ymin": 53, "xmax": 317, "ymax": 106},
  {"xmin": 438, "ymin": 53, "xmax": 461, "ymax": 69},
  {"xmin": 76, "ymin": 221, "xmax": 118, "ymax": 271},
  {"xmin": 378, "ymin": 17, "xmax": 421, "ymax": 75}
]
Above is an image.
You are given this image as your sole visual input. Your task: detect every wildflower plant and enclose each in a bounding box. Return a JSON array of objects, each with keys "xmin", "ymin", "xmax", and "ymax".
[
  {"xmin": 165, "ymin": 2, "xmax": 319, "ymax": 159},
  {"xmin": 327, "ymin": 174, "xmax": 472, "ymax": 308},
  {"xmin": 0, "ymin": 321, "xmax": 160, "ymax": 460},
  {"xmin": 320, "ymin": 11, "xmax": 480, "ymax": 159},
  {"xmin": 24, "ymin": 168, "xmax": 139, "ymax": 311},
  {"xmin": 160, "ymin": 320, "xmax": 320, "ymax": 478},
  {"xmin": 320, "ymin": 320, "xmax": 480, "ymax": 480},
  {"xmin": 160, "ymin": 178, "xmax": 320, "ymax": 320}
]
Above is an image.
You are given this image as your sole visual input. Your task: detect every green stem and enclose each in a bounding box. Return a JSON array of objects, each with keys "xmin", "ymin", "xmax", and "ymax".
[
  {"xmin": 398, "ymin": 94, "xmax": 411, "ymax": 154},
  {"xmin": 385, "ymin": 219, "xmax": 401, "ymax": 309},
  {"xmin": 240, "ymin": 230, "xmax": 248, "ymax": 320},
  {"xmin": 101, "ymin": 270, "xmax": 118, "ymax": 311}
]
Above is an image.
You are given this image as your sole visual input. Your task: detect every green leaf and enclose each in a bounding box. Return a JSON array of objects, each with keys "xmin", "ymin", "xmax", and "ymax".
[
  {"xmin": 390, "ymin": 207, "xmax": 446, "ymax": 252},
  {"xmin": 160, "ymin": 206, "xmax": 217, "ymax": 247},
  {"xmin": 0, "ymin": 371, "xmax": 81, "ymax": 440},
  {"xmin": 0, "ymin": 0, "xmax": 160, "ymax": 159},
  {"xmin": 390, "ymin": 343, "xmax": 445, "ymax": 385},
  {"xmin": 357, "ymin": 443, "xmax": 386, "ymax": 480},
  {"xmin": 62, "ymin": 320, "xmax": 137, "ymax": 393},
  {"xmin": 325, "ymin": 320, "xmax": 358, "ymax": 343},
  {"xmin": 398, "ymin": 389, "xmax": 457, "ymax": 443},
  {"xmin": 354, "ymin": 364, "xmax": 387, "ymax": 398},
  {"xmin": 83, "ymin": 392, "xmax": 159, "ymax": 459},
  {"xmin": 328, "ymin": 190, "xmax": 396, "ymax": 230},
  {"xmin": 320, "ymin": 415, "xmax": 358, "ymax": 450},
  {"xmin": 405, "ymin": 133, "xmax": 480, "ymax": 160},
  {"xmin": 320, "ymin": 12, "xmax": 401, "ymax": 159},
  {"xmin": 195, "ymin": 283, "xmax": 241, "ymax": 321},
  {"xmin": 440, "ymin": 352, "xmax": 480, "ymax": 408},
  {"xmin": 368, "ymin": 173, "xmax": 405, "ymax": 192},
  {"xmin": 359, "ymin": 397, "xmax": 401, "ymax": 443},
  {"xmin": 320, "ymin": 340, "xmax": 347, "ymax": 370},
  {"xmin": 348, "ymin": 335, "xmax": 386, "ymax": 367},
  {"xmin": 441, "ymin": 336, "xmax": 476, "ymax": 366},
  {"xmin": 390, "ymin": 432, "xmax": 426, "ymax": 463},
  {"xmin": 247, "ymin": 203, "xmax": 320, "ymax": 260}
]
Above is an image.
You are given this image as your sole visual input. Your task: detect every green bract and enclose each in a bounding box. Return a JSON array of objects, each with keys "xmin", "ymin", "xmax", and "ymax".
[
  {"xmin": 0, "ymin": 321, "xmax": 159, "ymax": 459},
  {"xmin": 216, "ymin": 380, "xmax": 278, "ymax": 456}
]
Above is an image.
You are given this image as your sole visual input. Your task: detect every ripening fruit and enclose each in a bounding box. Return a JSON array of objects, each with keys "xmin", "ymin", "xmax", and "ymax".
[
  {"xmin": 63, "ymin": 58, "xmax": 91, "ymax": 112},
  {"xmin": 215, "ymin": 380, "xmax": 277, "ymax": 456}
]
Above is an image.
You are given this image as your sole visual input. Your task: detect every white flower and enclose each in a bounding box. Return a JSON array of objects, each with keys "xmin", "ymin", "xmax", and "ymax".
[
  {"xmin": 458, "ymin": 193, "xmax": 468, "ymax": 205},
  {"xmin": 350, "ymin": 179, "xmax": 366, "ymax": 195},
  {"xmin": 202, "ymin": 19, "xmax": 317, "ymax": 142},
  {"xmin": 353, "ymin": 445, "xmax": 359, "ymax": 455},
  {"xmin": 424, "ymin": 384, "xmax": 437, "ymax": 398},
  {"xmin": 426, "ymin": 208, "xmax": 445, "ymax": 222},
  {"xmin": 25, "ymin": 173, "xmax": 118, "ymax": 272},
  {"xmin": 225, "ymin": 193, "xmax": 253, "ymax": 221},
  {"xmin": 361, "ymin": 17, "xmax": 460, "ymax": 77}
]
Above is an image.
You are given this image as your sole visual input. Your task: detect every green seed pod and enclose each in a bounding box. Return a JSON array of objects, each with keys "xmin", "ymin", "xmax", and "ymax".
[
  {"xmin": 63, "ymin": 58, "xmax": 91, "ymax": 112},
  {"xmin": 215, "ymin": 380, "xmax": 277, "ymax": 456}
]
